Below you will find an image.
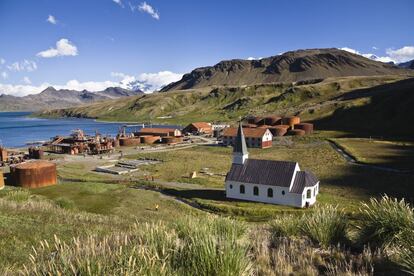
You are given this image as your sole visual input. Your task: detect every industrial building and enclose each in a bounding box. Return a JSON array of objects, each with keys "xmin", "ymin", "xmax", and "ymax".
[
  {"xmin": 222, "ymin": 127, "xmax": 273, "ymax": 149},
  {"xmin": 44, "ymin": 129, "xmax": 115, "ymax": 155},
  {"xmin": 182, "ymin": 122, "xmax": 213, "ymax": 135},
  {"xmin": 225, "ymin": 124, "xmax": 319, "ymax": 208}
]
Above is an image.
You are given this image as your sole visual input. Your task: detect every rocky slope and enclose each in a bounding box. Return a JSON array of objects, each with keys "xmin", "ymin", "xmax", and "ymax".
[
  {"xmin": 0, "ymin": 86, "xmax": 142, "ymax": 111},
  {"xmin": 161, "ymin": 48, "xmax": 410, "ymax": 91}
]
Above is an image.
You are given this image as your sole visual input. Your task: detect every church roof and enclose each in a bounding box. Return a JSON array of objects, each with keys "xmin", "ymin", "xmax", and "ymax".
[
  {"xmin": 226, "ymin": 159, "xmax": 297, "ymax": 187},
  {"xmin": 290, "ymin": 171, "xmax": 319, "ymax": 194},
  {"xmin": 233, "ymin": 123, "xmax": 248, "ymax": 155}
]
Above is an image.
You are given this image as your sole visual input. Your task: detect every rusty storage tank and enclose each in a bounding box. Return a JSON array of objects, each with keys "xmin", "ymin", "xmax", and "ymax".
[
  {"xmin": 264, "ymin": 116, "xmax": 282, "ymax": 126},
  {"xmin": 141, "ymin": 135, "xmax": 161, "ymax": 144},
  {"xmin": 242, "ymin": 123, "xmax": 257, "ymax": 128},
  {"xmin": 270, "ymin": 126, "xmax": 288, "ymax": 136},
  {"xmin": 247, "ymin": 116, "xmax": 262, "ymax": 124},
  {"xmin": 0, "ymin": 171, "xmax": 4, "ymax": 190},
  {"xmin": 282, "ymin": 116, "xmax": 300, "ymax": 127},
  {"xmin": 287, "ymin": 129, "xmax": 306, "ymax": 136},
  {"xmin": 294, "ymin": 123, "xmax": 314, "ymax": 134},
  {"xmin": 162, "ymin": 136, "xmax": 183, "ymax": 144},
  {"xmin": 0, "ymin": 147, "xmax": 8, "ymax": 162},
  {"xmin": 10, "ymin": 160, "xmax": 57, "ymax": 188},
  {"xmin": 119, "ymin": 137, "xmax": 141, "ymax": 147}
]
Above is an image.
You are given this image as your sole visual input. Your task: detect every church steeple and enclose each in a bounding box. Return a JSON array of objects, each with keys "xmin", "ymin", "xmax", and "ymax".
[{"xmin": 232, "ymin": 122, "xmax": 249, "ymax": 164}]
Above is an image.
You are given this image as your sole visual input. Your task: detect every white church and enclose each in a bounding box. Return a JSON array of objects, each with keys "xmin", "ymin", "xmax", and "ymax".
[{"xmin": 225, "ymin": 123, "xmax": 319, "ymax": 208}]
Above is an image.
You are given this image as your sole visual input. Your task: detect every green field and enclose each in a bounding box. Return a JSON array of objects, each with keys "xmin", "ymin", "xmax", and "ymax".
[
  {"xmin": 332, "ymin": 138, "xmax": 414, "ymax": 171},
  {"xmin": 1, "ymin": 132, "xmax": 414, "ymax": 273}
]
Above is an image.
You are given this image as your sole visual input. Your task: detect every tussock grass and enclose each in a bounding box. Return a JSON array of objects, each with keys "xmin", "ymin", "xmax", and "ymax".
[
  {"xmin": 3, "ymin": 189, "xmax": 31, "ymax": 202},
  {"xmin": 301, "ymin": 205, "xmax": 349, "ymax": 248},
  {"xmin": 18, "ymin": 215, "xmax": 252, "ymax": 276},
  {"xmin": 357, "ymin": 195, "xmax": 414, "ymax": 248},
  {"xmin": 270, "ymin": 206, "xmax": 349, "ymax": 248}
]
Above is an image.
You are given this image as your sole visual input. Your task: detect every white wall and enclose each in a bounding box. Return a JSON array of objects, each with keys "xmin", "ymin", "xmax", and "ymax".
[{"xmin": 226, "ymin": 181, "xmax": 303, "ymax": 207}]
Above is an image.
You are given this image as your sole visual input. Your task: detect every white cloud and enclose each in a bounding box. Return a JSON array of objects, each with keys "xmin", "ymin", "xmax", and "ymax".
[
  {"xmin": 37, "ymin": 38, "xmax": 78, "ymax": 58},
  {"xmin": 0, "ymin": 58, "xmax": 5, "ymax": 65},
  {"xmin": 138, "ymin": 2, "xmax": 159, "ymax": 20},
  {"xmin": 372, "ymin": 46, "xmax": 378, "ymax": 50},
  {"xmin": 113, "ymin": 0, "xmax": 124, "ymax": 7},
  {"xmin": 1, "ymin": 72, "xmax": 8, "ymax": 79},
  {"xmin": 111, "ymin": 71, "xmax": 182, "ymax": 92},
  {"xmin": 47, "ymin": 15, "xmax": 57, "ymax": 25},
  {"xmin": 386, "ymin": 46, "xmax": 414, "ymax": 63},
  {"xmin": 7, "ymin": 60, "xmax": 37, "ymax": 72},
  {"xmin": 22, "ymin": 77, "xmax": 31, "ymax": 84},
  {"xmin": 340, "ymin": 46, "xmax": 414, "ymax": 64},
  {"xmin": 0, "ymin": 71, "xmax": 182, "ymax": 97}
]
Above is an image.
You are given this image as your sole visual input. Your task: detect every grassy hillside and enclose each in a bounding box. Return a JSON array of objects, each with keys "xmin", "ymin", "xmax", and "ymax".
[{"xmin": 38, "ymin": 75, "xmax": 414, "ymax": 137}]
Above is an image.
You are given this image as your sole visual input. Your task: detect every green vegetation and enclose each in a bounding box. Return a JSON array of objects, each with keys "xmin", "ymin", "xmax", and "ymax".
[
  {"xmin": 357, "ymin": 195, "xmax": 414, "ymax": 248},
  {"xmin": 332, "ymin": 138, "xmax": 414, "ymax": 171},
  {"xmin": 37, "ymin": 75, "xmax": 414, "ymax": 137},
  {"xmin": 270, "ymin": 206, "xmax": 348, "ymax": 248},
  {"xmin": 2, "ymin": 196, "xmax": 412, "ymax": 275},
  {"xmin": 19, "ymin": 216, "xmax": 252, "ymax": 276}
]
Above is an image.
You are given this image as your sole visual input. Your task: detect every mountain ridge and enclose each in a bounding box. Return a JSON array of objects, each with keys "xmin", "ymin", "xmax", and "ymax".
[
  {"xmin": 0, "ymin": 86, "xmax": 142, "ymax": 111},
  {"xmin": 161, "ymin": 48, "xmax": 411, "ymax": 91}
]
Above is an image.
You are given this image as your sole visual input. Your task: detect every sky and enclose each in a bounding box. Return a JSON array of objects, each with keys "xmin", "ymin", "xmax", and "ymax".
[{"xmin": 0, "ymin": 0, "xmax": 413, "ymax": 96}]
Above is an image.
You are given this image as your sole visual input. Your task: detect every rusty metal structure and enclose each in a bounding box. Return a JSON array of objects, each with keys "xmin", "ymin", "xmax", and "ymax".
[
  {"xmin": 282, "ymin": 116, "xmax": 301, "ymax": 127},
  {"xmin": 10, "ymin": 160, "xmax": 57, "ymax": 188},
  {"xmin": 294, "ymin": 123, "xmax": 314, "ymax": 134},
  {"xmin": 44, "ymin": 129, "xmax": 115, "ymax": 155},
  {"xmin": 269, "ymin": 126, "xmax": 289, "ymax": 136},
  {"xmin": 141, "ymin": 135, "xmax": 161, "ymax": 144},
  {"xmin": 0, "ymin": 171, "xmax": 4, "ymax": 190},
  {"xmin": 119, "ymin": 137, "xmax": 141, "ymax": 146},
  {"xmin": 28, "ymin": 147, "xmax": 44, "ymax": 159},
  {"xmin": 162, "ymin": 136, "xmax": 183, "ymax": 144},
  {"xmin": 0, "ymin": 147, "xmax": 27, "ymax": 167},
  {"xmin": 288, "ymin": 129, "xmax": 306, "ymax": 136}
]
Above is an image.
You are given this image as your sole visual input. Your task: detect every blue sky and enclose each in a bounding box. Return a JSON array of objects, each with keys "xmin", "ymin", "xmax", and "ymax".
[{"xmin": 0, "ymin": 0, "xmax": 413, "ymax": 95}]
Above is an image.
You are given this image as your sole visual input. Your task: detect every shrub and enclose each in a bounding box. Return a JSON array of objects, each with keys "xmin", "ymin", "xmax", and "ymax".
[
  {"xmin": 357, "ymin": 195, "xmax": 414, "ymax": 248},
  {"xmin": 300, "ymin": 205, "xmax": 348, "ymax": 248},
  {"xmin": 269, "ymin": 215, "xmax": 301, "ymax": 238},
  {"xmin": 395, "ymin": 229, "xmax": 414, "ymax": 274},
  {"xmin": 54, "ymin": 197, "xmax": 75, "ymax": 209},
  {"xmin": 5, "ymin": 189, "xmax": 30, "ymax": 202}
]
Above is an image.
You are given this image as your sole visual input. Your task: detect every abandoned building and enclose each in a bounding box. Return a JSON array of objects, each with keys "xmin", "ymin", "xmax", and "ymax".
[
  {"xmin": 222, "ymin": 127, "xmax": 273, "ymax": 149},
  {"xmin": 182, "ymin": 122, "xmax": 213, "ymax": 135},
  {"xmin": 225, "ymin": 124, "xmax": 319, "ymax": 208}
]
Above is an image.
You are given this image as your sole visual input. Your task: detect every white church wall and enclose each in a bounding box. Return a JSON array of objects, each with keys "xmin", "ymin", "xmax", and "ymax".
[{"xmin": 225, "ymin": 181, "xmax": 303, "ymax": 207}]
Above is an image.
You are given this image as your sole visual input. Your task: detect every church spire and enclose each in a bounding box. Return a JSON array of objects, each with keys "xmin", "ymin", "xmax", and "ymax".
[{"xmin": 232, "ymin": 122, "xmax": 248, "ymax": 164}]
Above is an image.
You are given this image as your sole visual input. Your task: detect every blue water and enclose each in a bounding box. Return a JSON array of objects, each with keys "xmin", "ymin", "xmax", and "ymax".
[{"xmin": 0, "ymin": 112, "xmax": 134, "ymax": 148}]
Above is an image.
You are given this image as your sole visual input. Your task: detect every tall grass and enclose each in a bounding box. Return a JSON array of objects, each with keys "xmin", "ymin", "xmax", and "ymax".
[
  {"xmin": 301, "ymin": 205, "xmax": 349, "ymax": 248},
  {"xmin": 395, "ymin": 229, "xmax": 414, "ymax": 274},
  {"xmin": 19, "ymin": 215, "xmax": 252, "ymax": 276},
  {"xmin": 270, "ymin": 206, "xmax": 348, "ymax": 248},
  {"xmin": 357, "ymin": 195, "xmax": 414, "ymax": 248}
]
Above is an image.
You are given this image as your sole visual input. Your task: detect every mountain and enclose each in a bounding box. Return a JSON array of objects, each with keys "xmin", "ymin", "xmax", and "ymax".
[
  {"xmin": 0, "ymin": 86, "xmax": 142, "ymax": 111},
  {"xmin": 37, "ymin": 75, "xmax": 414, "ymax": 137},
  {"xmin": 161, "ymin": 48, "xmax": 410, "ymax": 91},
  {"xmin": 398, "ymin": 59, "xmax": 414, "ymax": 69}
]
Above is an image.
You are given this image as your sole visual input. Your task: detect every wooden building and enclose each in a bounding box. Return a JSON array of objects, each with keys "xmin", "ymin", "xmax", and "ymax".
[
  {"xmin": 183, "ymin": 122, "xmax": 213, "ymax": 135},
  {"xmin": 222, "ymin": 127, "xmax": 273, "ymax": 149}
]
